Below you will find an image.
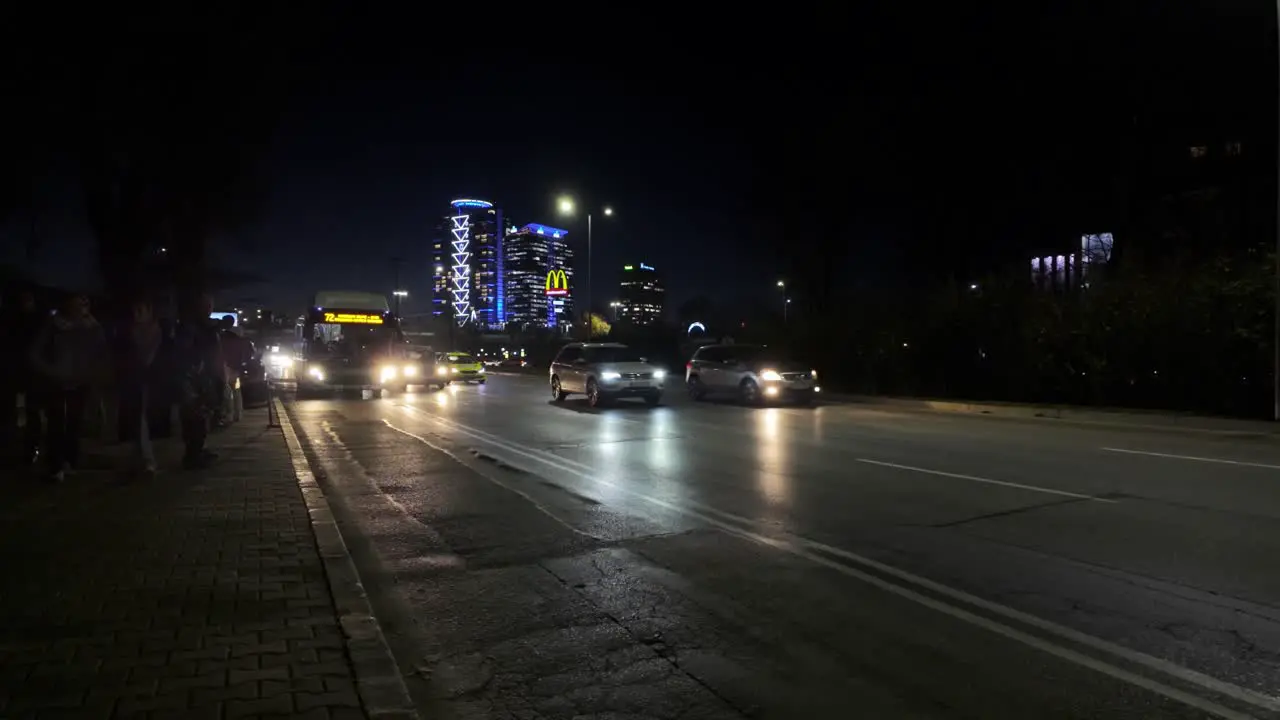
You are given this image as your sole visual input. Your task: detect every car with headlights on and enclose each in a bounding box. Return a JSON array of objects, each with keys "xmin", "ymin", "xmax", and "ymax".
[
  {"xmin": 437, "ymin": 351, "xmax": 486, "ymax": 384},
  {"xmin": 549, "ymin": 342, "xmax": 666, "ymax": 407},
  {"xmin": 685, "ymin": 344, "xmax": 819, "ymax": 405}
]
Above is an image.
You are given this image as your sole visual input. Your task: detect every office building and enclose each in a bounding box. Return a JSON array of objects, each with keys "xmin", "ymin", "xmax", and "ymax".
[
  {"xmin": 432, "ymin": 198, "xmax": 504, "ymax": 329},
  {"xmin": 617, "ymin": 262, "xmax": 664, "ymax": 326},
  {"xmin": 503, "ymin": 223, "xmax": 574, "ymax": 329}
]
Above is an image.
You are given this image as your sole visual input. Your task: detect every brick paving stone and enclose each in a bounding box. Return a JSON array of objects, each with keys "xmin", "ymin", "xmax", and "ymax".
[{"xmin": 0, "ymin": 409, "xmax": 371, "ymax": 719}]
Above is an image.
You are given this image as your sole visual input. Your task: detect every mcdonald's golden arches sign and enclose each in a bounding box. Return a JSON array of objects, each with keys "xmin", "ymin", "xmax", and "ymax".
[{"xmin": 545, "ymin": 269, "xmax": 569, "ymax": 297}]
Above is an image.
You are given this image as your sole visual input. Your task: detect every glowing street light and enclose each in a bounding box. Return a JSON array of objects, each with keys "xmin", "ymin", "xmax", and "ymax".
[{"xmin": 557, "ymin": 195, "xmax": 614, "ymax": 340}]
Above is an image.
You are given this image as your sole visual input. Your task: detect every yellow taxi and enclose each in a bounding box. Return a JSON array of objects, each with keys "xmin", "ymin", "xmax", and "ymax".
[{"xmin": 437, "ymin": 351, "xmax": 486, "ymax": 384}]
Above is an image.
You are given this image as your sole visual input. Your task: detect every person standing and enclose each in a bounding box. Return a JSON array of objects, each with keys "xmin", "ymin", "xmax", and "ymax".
[
  {"xmin": 1, "ymin": 289, "xmax": 44, "ymax": 468},
  {"xmin": 217, "ymin": 315, "xmax": 250, "ymax": 424},
  {"xmin": 29, "ymin": 294, "xmax": 108, "ymax": 482},
  {"xmin": 174, "ymin": 294, "xmax": 223, "ymax": 469},
  {"xmin": 117, "ymin": 298, "xmax": 164, "ymax": 478}
]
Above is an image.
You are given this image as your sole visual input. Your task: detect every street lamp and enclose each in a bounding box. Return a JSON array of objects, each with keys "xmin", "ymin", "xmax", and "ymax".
[
  {"xmin": 393, "ymin": 289, "xmax": 408, "ymax": 316},
  {"xmin": 557, "ymin": 196, "xmax": 614, "ymax": 340},
  {"xmin": 776, "ymin": 280, "xmax": 789, "ymax": 323}
]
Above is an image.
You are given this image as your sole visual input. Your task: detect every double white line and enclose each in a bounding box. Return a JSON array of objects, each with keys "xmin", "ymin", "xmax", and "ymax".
[{"xmin": 390, "ymin": 406, "xmax": 1279, "ymax": 720}]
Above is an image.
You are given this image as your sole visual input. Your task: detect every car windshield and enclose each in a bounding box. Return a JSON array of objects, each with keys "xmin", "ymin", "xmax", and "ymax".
[
  {"xmin": 584, "ymin": 346, "xmax": 645, "ymax": 363},
  {"xmin": 445, "ymin": 353, "xmax": 473, "ymax": 363}
]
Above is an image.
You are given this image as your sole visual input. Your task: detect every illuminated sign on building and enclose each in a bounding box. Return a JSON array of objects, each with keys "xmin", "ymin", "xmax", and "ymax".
[
  {"xmin": 450, "ymin": 198, "xmax": 493, "ymax": 209},
  {"xmin": 546, "ymin": 269, "xmax": 569, "ymax": 297},
  {"xmin": 322, "ymin": 312, "xmax": 384, "ymax": 325},
  {"xmin": 451, "ymin": 213, "xmax": 471, "ymax": 326}
]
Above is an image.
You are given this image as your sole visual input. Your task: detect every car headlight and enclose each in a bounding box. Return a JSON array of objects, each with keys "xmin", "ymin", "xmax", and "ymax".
[
  {"xmin": 451, "ymin": 367, "xmax": 459, "ymax": 374},
  {"xmin": 403, "ymin": 365, "xmax": 417, "ymax": 377},
  {"xmin": 308, "ymin": 366, "xmax": 325, "ymax": 381},
  {"xmin": 600, "ymin": 371, "xmax": 621, "ymax": 381},
  {"xmin": 380, "ymin": 366, "xmax": 398, "ymax": 382},
  {"xmin": 811, "ymin": 369, "xmax": 818, "ymax": 379},
  {"xmin": 437, "ymin": 366, "xmax": 448, "ymax": 376},
  {"xmin": 653, "ymin": 369, "xmax": 666, "ymax": 380},
  {"xmin": 759, "ymin": 370, "xmax": 783, "ymax": 382},
  {"xmin": 478, "ymin": 366, "xmax": 485, "ymax": 374}
]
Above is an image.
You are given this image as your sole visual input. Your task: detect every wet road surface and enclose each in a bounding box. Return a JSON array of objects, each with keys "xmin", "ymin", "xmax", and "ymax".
[{"xmin": 283, "ymin": 374, "xmax": 1280, "ymax": 719}]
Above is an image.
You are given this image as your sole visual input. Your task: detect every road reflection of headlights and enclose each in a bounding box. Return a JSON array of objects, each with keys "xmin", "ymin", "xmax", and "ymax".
[
  {"xmin": 601, "ymin": 371, "xmax": 621, "ymax": 381},
  {"xmin": 653, "ymin": 369, "xmax": 666, "ymax": 380},
  {"xmin": 759, "ymin": 370, "xmax": 783, "ymax": 382}
]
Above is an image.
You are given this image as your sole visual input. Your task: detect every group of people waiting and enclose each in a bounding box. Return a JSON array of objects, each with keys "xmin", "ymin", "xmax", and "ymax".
[{"xmin": 0, "ymin": 289, "xmax": 255, "ymax": 481}]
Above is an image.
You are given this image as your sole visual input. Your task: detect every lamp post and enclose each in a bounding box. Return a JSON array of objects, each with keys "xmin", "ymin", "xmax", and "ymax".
[
  {"xmin": 777, "ymin": 280, "xmax": 789, "ymax": 323},
  {"xmin": 392, "ymin": 289, "xmax": 408, "ymax": 317},
  {"xmin": 558, "ymin": 197, "xmax": 613, "ymax": 340}
]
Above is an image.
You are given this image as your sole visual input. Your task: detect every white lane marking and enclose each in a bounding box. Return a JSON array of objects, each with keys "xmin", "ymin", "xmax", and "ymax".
[
  {"xmin": 1102, "ymin": 447, "xmax": 1280, "ymax": 470},
  {"xmin": 392, "ymin": 405, "xmax": 1280, "ymax": 718},
  {"xmin": 381, "ymin": 420, "xmax": 600, "ymax": 540},
  {"xmin": 855, "ymin": 458, "xmax": 1119, "ymax": 503}
]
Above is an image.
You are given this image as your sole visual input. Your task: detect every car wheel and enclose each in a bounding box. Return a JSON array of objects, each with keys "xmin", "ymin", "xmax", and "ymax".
[
  {"xmin": 551, "ymin": 377, "xmax": 567, "ymax": 402},
  {"xmin": 739, "ymin": 379, "xmax": 762, "ymax": 406},
  {"xmin": 587, "ymin": 379, "xmax": 606, "ymax": 407},
  {"xmin": 687, "ymin": 376, "xmax": 706, "ymax": 400},
  {"xmin": 644, "ymin": 393, "xmax": 661, "ymax": 407},
  {"xmin": 477, "ymin": 378, "xmax": 486, "ymax": 385}
]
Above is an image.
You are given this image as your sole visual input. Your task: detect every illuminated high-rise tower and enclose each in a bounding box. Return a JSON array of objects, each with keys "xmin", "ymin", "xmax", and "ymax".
[
  {"xmin": 431, "ymin": 198, "xmax": 504, "ymax": 329},
  {"xmin": 502, "ymin": 223, "xmax": 573, "ymax": 329}
]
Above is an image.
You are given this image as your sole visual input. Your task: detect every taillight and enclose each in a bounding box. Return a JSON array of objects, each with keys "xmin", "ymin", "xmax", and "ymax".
[{"xmin": 686, "ymin": 362, "xmax": 693, "ymax": 370}]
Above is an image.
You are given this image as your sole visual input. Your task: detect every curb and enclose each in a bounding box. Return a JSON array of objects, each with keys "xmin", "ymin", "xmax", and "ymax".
[
  {"xmin": 275, "ymin": 397, "xmax": 420, "ymax": 720},
  {"xmin": 821, "ymin": 393, "xmax": 1280, "ymax": 437}
]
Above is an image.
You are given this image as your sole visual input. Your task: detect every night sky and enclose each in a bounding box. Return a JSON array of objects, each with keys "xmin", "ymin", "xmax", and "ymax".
[{"xmin": 3, "ymin": 5, "xmax": 1273, "ymax": 314}]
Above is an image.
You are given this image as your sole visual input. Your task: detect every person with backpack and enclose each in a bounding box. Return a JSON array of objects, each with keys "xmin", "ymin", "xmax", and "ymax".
[{"xmin": 29, "ymin": 294, "xmax": 108, "ymax": 482}]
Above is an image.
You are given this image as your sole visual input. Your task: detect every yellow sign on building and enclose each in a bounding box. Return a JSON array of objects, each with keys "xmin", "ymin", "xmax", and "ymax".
[{"xmin": 545, "ymin": 269, "xmax": 569, "ymax": 296}]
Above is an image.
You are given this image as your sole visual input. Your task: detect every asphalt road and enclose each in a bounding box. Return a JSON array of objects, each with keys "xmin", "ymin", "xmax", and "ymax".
[{"xmin": 284, "ymin": 373, "xmax": 1280, "ymax": 719}]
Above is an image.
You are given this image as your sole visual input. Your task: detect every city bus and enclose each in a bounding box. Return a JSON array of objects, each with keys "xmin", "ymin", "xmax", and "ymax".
[{"xmin": 294, "ymin": 291, "xmax": 443, "ymax": 395}]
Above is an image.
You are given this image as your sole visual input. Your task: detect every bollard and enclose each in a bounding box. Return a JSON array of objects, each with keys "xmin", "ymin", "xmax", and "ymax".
[{"xmin": 267, "ymin": 380, "xmax": 280, "ymax": 428}]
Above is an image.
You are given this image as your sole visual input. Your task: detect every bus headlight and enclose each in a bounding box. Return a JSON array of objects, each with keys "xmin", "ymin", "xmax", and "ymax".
[
  {"xmin": 437, "ymin": 366, "xmax": 448, "ymax": 376},
  {"xmin": 403, "ymin": 365, "xmax": 418, "ymax": 377},
  {"xmin": 380, "ymin": 366, "xmax": 398, "ymax": 383}
]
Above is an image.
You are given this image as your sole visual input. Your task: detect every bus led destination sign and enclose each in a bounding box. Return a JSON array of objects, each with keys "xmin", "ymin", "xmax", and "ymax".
[{"xmin": 323, "ymin": 311, "xmax": 384, "ymax": 325}]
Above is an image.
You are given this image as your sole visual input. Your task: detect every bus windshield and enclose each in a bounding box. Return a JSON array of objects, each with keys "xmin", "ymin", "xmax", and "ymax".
[{"xmin": 311, "ymin": 323, "xmax": 399, "ymax": 359}]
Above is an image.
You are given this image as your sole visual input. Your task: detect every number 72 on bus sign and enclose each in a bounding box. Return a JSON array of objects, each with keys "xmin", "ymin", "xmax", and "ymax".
[{"xmin": 323, "ymin": 312, "xmax": 383, "ymax": 325}]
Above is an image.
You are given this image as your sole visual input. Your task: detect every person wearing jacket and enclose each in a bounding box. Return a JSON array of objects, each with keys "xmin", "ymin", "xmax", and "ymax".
[
  {"xmin": 174, "ymin": 294, "xmax": 223, "ymax": 469},
  {"xmin": 117, "ymin": 298, "xmax": 165, "ymax": 478},
  {"xmin": 29, "ymin": 294, "xmax": 108, "ymax": 482}
]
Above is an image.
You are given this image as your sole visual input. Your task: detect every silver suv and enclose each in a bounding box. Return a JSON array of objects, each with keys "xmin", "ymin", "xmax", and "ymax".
[
  {"xmin": 685, "ymin": 344, "xmax": 819, "ymax": 405},
  {"xmin": 550, "ymin": 342, "xmax": 667, "ymax": 407}
]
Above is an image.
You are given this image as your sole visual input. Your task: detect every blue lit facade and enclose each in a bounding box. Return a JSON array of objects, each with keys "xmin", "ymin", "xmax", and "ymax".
[
  {"xmin": 432, "ymin": 199, "xmax": 504, "ymax": 329},
  {"xmin": 503, "ymin": 223, "xmax": 573, "ymax": 329}
]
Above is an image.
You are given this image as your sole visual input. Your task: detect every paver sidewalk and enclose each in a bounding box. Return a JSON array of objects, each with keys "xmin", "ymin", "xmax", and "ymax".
[{"xmin": 0, "ymin": 408, "xmax": 368, "ymax": 720}]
